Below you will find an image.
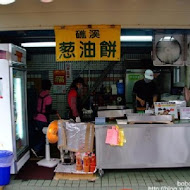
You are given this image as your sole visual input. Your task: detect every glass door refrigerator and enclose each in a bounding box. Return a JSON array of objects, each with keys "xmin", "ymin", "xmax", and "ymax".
[{"xmin": 0, "ymin": 44, "xmax": 30, "ymax": 174}]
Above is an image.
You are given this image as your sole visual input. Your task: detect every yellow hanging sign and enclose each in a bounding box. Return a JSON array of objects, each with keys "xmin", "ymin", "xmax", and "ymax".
[{"xmin": 54, "ymin": 25, "xmax": 121, "ymax": 61}]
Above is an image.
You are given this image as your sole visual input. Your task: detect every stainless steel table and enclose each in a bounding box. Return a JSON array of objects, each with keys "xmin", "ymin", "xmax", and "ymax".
[{"xmin": 95, "ymin": 123, "xmax": 190, "ymax": 176}]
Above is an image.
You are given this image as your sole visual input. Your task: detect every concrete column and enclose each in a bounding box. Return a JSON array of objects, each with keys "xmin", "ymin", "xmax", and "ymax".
[{"xmin": 185, "ymin": 66, "xmax": 190, "ymax": 88}]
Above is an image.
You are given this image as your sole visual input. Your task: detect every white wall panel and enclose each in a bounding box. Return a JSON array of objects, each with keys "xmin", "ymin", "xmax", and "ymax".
[{"xmin": 0, "ymin": 0, "xmax": 190, "ymax": 30}]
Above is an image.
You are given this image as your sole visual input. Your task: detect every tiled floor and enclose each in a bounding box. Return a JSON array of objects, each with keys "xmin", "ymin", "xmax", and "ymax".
[{"xmin": 3, "ymin": 168, "xmax": 190, "ymax": 190}]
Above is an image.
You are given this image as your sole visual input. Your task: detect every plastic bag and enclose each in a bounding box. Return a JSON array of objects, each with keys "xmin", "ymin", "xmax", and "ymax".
[
  {"xmin": 0, "ymin": 150, "xmax": 13, "ymax": 167},
  {"xmin": 105, "ymin": 125, "xmax": 126, "ymax": 146}
]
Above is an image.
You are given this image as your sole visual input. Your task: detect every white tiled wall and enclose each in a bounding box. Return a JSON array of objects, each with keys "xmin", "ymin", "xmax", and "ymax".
[{"xmin": 27, "ymin": 52, "xmax": 151, "ymax": 118}]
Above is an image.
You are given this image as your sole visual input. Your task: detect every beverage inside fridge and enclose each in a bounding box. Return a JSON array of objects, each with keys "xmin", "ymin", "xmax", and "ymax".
[{"xmin": 0, "ymin": 44, "xmax": 30, "ymax": 174}]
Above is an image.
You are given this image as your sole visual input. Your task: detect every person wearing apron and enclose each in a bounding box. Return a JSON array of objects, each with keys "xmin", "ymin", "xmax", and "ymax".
[{"xmin": 68, "ymin": 77, "xmax": 84, "ymax": 122}]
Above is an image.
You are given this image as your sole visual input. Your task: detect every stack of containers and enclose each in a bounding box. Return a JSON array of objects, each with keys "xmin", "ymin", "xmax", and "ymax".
[
  {"xmin": 75, "ymin": 152, "xmax": 96, "ymax": 173},
  {"xmin": 90, "ymin": 153, "xmax": 96, "ymax": 172}
]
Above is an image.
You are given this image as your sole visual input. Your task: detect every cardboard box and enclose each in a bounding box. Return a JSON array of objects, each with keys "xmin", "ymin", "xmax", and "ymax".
[
  {"xmin": 154, "ymin": 102, "xmax": 178, "ymax": 119},
  {"xmin": 180, "ymin": 107, "xmax": 190, "ymax": 119},
  {"xmin": 58, "ymin": 120, "xmax": 94, "ymax": 153}
]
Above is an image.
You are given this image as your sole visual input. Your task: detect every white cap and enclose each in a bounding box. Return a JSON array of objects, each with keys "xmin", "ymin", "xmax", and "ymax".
[{"xmin": 144, "ymin": 69, "xmax": 154, "ymax": 80}]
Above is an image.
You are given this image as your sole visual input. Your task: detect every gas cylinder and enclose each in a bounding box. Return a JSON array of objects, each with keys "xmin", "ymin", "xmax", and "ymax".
[
  {"xmin": 90, "ymin": 153, "xmax": 96, "ymax": 172},
  {"xmin": 83, "ymin": 153, "xmax": 90, "ymax": 172},
  {"xmin": 76, "ymin": 152, "xmax": 83, "ymax": 171}
]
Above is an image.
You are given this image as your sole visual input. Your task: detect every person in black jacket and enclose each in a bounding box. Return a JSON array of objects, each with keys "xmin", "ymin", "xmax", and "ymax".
[{"xmin": 133, "ymin": 69, "xmax": 158, "ymax": 110}]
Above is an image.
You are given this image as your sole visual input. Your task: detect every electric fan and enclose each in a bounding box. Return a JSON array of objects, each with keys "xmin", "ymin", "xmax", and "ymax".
[
  {"xmin": 37, "ymin": 120, "xmax": 59, "ymax": 168},
  {"xmin": 153, "ymin": 34, "xmax": 184, "ymax": 66},
  {"xmin": 47, "ymin": 120, "xmax": 59, "ymax": 143}
]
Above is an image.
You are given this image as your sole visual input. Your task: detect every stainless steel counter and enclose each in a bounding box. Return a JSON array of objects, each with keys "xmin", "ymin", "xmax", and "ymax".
[{"xmin": 95, "ymin": 123, "xmax": 190, "ymax": 176}]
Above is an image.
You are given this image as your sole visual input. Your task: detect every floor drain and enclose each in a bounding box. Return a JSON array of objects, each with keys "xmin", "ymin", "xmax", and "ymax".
[{"xmin": 155, "ymin": 179, "xmax": 163, "ymax": 183}]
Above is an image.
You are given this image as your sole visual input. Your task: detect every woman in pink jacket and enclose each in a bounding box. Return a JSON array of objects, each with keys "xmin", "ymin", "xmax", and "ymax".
[{"xmin": 31, "ymin": 80, "xmax": 57, "ymax": 157}]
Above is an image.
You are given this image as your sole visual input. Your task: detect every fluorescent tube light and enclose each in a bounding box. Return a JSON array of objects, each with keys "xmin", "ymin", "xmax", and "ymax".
[
  {"xmin": 40, "ymin": 0, "xmax": 53, "ymax": 3},
  {"xmin": 120, "ymin": 36, "xmax": 152, "ymax": 42},
  {"xmin": 0, "ymin": 0, "xmax": 15, "ymax": 5},
  {"xmin": 21, "ymin": 42, "xmax": 56, "ymax": 47},
  {"xmin": 21, "ymin": 36, "xmax": 153, "ymax": 47},
  {"xmin": 14, "ymin": 78, "xmax": 23, "ymax": 139}
]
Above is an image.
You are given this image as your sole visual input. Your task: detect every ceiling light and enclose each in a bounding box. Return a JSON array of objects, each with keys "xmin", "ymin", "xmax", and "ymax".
[
  {"xmin": 0, "ymin": 0, "xmax": 15, "ymax": 5},
  {"xmin": 21, "ymin": 36, "xmax": 153, "ymax": 47},
  {"xmin": 120, "ymin": 36, "xmax": 152, "ymax": 42},
  {"xmin": 21, "ymin": 42, "xmax": 56, "ymax": 47},
  {"xmin": 40, "ymin": 0, "xmax": 53, "ymax": 3}
]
